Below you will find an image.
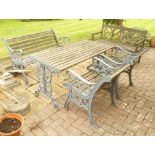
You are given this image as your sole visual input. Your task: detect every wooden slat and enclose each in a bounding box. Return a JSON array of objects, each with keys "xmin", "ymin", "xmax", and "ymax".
[
  {"xmin": 6, "ymin": 30, "xmax": 58, "ymax": 56},
  {"xmin": 33, "ymin": 41, "xmax": 108, "ymax": 64},
  {"xmin": 29, "ymin": 40, "xmax": 114, "ymax": 74},
  {"xmin": 56, "ymin": 46, "xmax": 112, "ymax": 71},
  {"xmin": 31, "ymin": 40, "xmax": 113, "ymax": 70},
  {"xmin": 30, "ymin": 41, "xmax": 90, "ymax": 62},
  {"xmin": 83, "ymin": 72, "xmax": 101, "ymax": 83},
  {"xmin": 17, "ymin": 40, "xmax": 57, "ymax": 53},
  {"xmin": 31, "ymin": 40, "xmax": 95, "ymax": 58},
  {"xmin": 25, "ymin": 44, "xmax": 57, "ymax": 54},
  {"xmin": 9, "ymin": 34, "xmax": 56, "ymax": 49},
  {"xmin": 80, "ymin": 72, "xmax": 102, "ymax": 92},
  {"xmin": 6, "ymin": 31, "xmax": 53, "ymax": 43},
  {"xmin": 30, "ymin": 42, "xmax": 111, "ymax": 70}
]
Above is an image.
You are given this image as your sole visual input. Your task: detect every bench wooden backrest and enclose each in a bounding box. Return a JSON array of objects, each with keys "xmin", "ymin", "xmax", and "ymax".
[
  {"xmin": 4, "ymin": 29, "xmax": 59, "ymax": 55},
  {"xmin": 101, "ymin": 25, "xmax": 147, "ymax": 46}
]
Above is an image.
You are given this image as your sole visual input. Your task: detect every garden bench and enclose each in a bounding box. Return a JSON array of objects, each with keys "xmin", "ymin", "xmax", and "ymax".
[
  {"xmin": 64, "ymin": 51, "xmax": 135, "ymax": 127},
  {"xmin": 3, "ymin": 29, "xmax": 69, "ymax": 85},
  {"xmin": 92, "ymin": 25, "xmax": 150, "ymax": 62}
]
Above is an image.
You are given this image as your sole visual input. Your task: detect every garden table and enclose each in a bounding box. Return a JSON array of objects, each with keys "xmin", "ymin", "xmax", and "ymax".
[{"xmin": 29, "ymin": 40, "xmax": 113, "ymax": 109}]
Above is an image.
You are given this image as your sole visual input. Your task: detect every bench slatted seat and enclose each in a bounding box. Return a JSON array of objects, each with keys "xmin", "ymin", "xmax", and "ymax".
[
  {"xmin": 92, "ymin": 25, "xmax": 150, "ymax": 62},
  {"xmin": 3, "ymin": 29, "xmax": 70, "ymax": 84}
]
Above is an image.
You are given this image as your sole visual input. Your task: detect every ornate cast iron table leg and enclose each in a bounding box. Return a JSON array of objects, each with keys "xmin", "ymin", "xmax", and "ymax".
[{"xmin": 35, "ymin": 63, "xmax": 60, "ymax": 110}]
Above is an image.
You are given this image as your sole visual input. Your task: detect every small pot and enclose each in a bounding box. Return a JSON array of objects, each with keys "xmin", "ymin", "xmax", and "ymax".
[
  {"xmin": 0, "ymin": 113, "xmax": 24, "ymax": 136},
  {"xmin": 117, "ymin": 19, "xmax": 124, "ymax": 26},
  {"xmin": 150, "ymin": 36, "xmax": 155, "ymax": 48}
]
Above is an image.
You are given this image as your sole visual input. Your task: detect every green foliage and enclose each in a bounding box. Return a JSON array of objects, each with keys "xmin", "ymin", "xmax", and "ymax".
[{"xmin": 102, "ymin": 19, "xmax": 125, "ymax": 25}]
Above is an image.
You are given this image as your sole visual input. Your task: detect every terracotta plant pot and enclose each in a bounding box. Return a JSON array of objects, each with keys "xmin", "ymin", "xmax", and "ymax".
[
  {"xmin": 0, "ymin": 113, "xmax": 24, "ymax": 136},
  {"xmin": 150, "ymin": 36, "xmax": 155, "ymax": 48}
]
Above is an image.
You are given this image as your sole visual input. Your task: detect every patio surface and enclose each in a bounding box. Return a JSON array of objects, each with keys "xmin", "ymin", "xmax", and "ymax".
[{"xmin": 0, "ymin": 48, "xmax": 155, "ymax": 136}]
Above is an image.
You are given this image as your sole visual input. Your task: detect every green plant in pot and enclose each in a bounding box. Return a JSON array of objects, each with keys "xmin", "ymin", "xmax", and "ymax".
[{"xmin": 102, "ymin": 19, "xmax": 125, "ymax": 26}]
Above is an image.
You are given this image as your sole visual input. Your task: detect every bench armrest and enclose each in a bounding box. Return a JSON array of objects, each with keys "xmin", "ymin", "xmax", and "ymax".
[
  {"xmin": 64, "ymin": 69, "xmax": 96, "ymax": 96},
  {"xmin": 3, "ymin": 38, "xmax": 23, "ymax": 62},
  {"xmin": 9, "ymin": 49, "xmax": 23, "ymax": 62},
  {"xmin": 58, "ymin": 36, "xmax": 70, "ymax": 46},
  {"xmin": 92, "ymin": 31, "xmax": 102, "ymax": 41},
  {"xmin": 134, "ymin": 39, "xmax": 145, "ymax": 52},
  {"xmin": 135, "ymin": 39, "xmax": 145, "ymax": 45},
  {"xmin": 11, "ymin": 49, "xmax": 23, "ymax": 54},
  {"xmin": 134, "ymin": 31, "xmax": 151, "ymax": 52}
]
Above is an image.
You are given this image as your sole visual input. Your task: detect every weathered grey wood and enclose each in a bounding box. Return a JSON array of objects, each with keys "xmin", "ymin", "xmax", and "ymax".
[
  {"xmin": 6, "ymin": 30, "xmax": 56, "ymax": 43},
  {"xmin": 30, "ymin": 40, "xmax": 113, "ymax": 72}
]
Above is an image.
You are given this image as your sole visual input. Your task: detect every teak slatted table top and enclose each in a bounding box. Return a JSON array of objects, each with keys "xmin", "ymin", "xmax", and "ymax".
[{"xmin": 29, "ymin": 40, "xmax": 113, "ymax": 72}]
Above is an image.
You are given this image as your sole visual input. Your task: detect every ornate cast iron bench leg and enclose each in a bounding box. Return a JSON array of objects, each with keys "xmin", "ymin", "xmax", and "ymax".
[
  {"xmin": 64, "ymin": 90, "xmax": 71, "ymax": 110},
  {"xmin": 124, "ymin": 65, "xmax": 134, "ymax": 86},
  {"xmin": 88, "ymin": 55, "xmax": 133, "ymax": 107},
  {"xmin": 64, "ymin": 93, "xmax": 97, "ymax": 128},
  {"xmin": 64, "ymin": 70, "xmax": 98, "ymax": 128},
  {"xmin": 115, "ymin": 76, "xmax": 120, "ymax": 100},
  {"xmin": 110, "ymin": 76, "xmax": 120, "ymax": 106},
  {"xmin": 87, "ymin": 99, "xmax": 97, "ymax": 128},
  {"xmin": 138, "ymin": 56, "xmax": 141, "ymax": 63},
  {"xmin": 12, "ymin": 63, "xmax": 29, "ymax": 86},
  {"xmin": 128, "ymin": 65, "xmax": 133, "ymax": 86},
  {"xmin": 35, "ymin": 63, "xmax": 60, "ymax": 110}
]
